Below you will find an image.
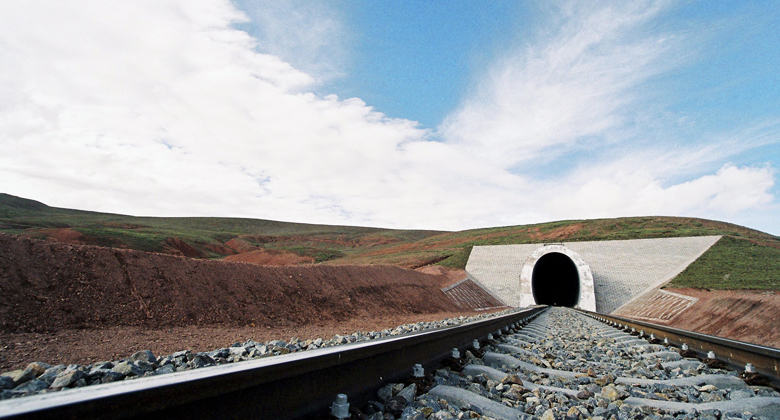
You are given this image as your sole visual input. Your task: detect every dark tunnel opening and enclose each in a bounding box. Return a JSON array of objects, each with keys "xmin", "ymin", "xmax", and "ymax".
[{"xmin": 531, "ymin": 252, "xmax": 580, "ymax": 307}]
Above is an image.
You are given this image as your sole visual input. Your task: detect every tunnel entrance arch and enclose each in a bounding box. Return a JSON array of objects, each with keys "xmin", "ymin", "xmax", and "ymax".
[
  {"xmin": 519, "ymin": 244, "xmax": 596, "ymax": 311},
  {"xmin": 531, "ymin": 252, "xmax": 580, "ymax": 306}
]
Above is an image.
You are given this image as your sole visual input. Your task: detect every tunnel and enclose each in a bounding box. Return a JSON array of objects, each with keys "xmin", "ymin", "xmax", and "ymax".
[{"xmin": 531, "ymin": 252, "xmax": 580, "ymax": 307}]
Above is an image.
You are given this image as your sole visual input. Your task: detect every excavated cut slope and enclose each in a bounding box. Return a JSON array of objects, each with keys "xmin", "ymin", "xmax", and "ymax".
[{"xmin": 0, "ymin": 234, "xmax": 459, "ymax": 333}]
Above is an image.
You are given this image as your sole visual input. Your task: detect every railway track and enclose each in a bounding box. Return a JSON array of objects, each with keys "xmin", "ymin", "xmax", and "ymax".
[{"xmin": 1, "ymin": 306, "xmax": 778, "ymax": 419}]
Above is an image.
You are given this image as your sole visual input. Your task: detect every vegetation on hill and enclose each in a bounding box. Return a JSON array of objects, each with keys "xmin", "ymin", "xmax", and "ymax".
[
  {"xmin": 2, "ymin": 193, "xmax": 779, "ymax": 290},
  {"xmin": 666, "ymin": 236, "xmax": 780, "ymax": 290},
  {"xmin": 0, "ymin": 193, "xmax": 441, "ymax": 260}
]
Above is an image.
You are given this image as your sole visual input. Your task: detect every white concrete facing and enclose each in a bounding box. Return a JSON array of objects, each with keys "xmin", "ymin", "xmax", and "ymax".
[
  {"xmin": 518, "ymin": 244, "xmax": 596, "ymax": 311},
  {"xmin": 465, "ymin": 236, "xmax": 721, "ymax": 313}
]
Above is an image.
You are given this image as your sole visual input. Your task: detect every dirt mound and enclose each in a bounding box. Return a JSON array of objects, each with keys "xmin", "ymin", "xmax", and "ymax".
[
  {"xmin": 20, "ymin": 228, "xmax": 85, "ymax": 244},
  {"xmin": 162, "ymin": 237, "xmax": 205, "ymax": 258},
  {"xmin": 223, "ymin": 249, "xmax": 314, "ymax": 265},
  {"xmin": 224, "ymin": 238, "xmax": 258, "ymax": 253},
  {"xmin": 0, "ymin": 234, "xmax": 460, "ymax": 334}
]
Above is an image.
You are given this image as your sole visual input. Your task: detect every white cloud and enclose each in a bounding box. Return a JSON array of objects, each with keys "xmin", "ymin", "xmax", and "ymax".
[
  {"xmin": 439, "ymin": 1, "xmax": 684, "ymax": 168},
  {"xmin": 0, "ymin": 0, "xmax": 777, "ymax": 234},
  {"xmin": 0, "ymin": 0, "xmax": 504, "ymax": 228},
  {"xmin": 542, "ymin": 163, "xmax": 775, "ymax": 220},
  {"xmin": 233, "ymin": 0, "xmax": 349, "ymax": 83}
]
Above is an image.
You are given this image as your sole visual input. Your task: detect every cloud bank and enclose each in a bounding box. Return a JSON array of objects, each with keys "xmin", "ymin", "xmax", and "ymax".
[{"xmin": 0, "ymin": 0, "xmax": 776, "ymax": 233}]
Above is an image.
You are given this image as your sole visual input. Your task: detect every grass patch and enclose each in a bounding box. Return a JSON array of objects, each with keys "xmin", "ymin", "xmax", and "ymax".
[
  {"xmin": 75, "ymin": 228, "xmax": 166, "ymax": 253},
  {"xmin": 281, "ymin": 246, "xmax": 346, "ymax": 263},
  {"xmin": 438, "ymin": 246, "xmax": 473, "ymax": 269},
  {"xmin": 667, "ymin": 236, "xmax": 780, "ymax": 290}
]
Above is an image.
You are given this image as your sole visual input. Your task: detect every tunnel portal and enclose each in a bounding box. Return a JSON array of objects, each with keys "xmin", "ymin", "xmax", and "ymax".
[{"xmin": 531, "ymin": 252, "xmax": 580, "ymax": 307}]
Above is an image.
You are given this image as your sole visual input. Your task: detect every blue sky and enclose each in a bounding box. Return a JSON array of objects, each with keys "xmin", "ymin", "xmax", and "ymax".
[{"xmin": 1, "ymin": 1, "xmax": 779, "ymax": 234}]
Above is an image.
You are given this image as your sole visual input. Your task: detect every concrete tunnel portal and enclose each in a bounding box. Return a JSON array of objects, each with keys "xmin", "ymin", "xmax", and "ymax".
[{"xmin": 531, "ymin": 252, "xmax": 580, "ymax": 307}]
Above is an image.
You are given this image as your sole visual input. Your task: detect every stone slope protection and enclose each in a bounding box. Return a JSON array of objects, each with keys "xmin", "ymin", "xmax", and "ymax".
[{"xmin": 466, "ymin": 236, "xmax": 721, "ymax": 313}]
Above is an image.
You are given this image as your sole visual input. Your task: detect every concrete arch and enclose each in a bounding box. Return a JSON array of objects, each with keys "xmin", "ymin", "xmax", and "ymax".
[{"xmin": 519, "ymin": 244, "xmax": 596, "ymax": 311}]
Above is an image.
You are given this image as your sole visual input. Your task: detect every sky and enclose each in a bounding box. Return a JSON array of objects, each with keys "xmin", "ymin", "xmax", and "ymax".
[{"xmin": 1, "ymin": 0, "xmax": 779, "ymax": 234}]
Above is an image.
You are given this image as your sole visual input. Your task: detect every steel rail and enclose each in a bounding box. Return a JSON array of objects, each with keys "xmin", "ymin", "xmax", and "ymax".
[
  {"xmin": 577, "ymin": 308, "xmax": 780, "ymax": 387},
  {"xmin": 0, "ymin": 307, "xmax": 545, "ymax": 420}
]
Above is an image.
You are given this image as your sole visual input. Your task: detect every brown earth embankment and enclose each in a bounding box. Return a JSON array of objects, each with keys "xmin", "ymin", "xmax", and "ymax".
[
  {"xmin": 662, "ymin": 287, "xmax": 780, "ymax": 348},
  {"xmin": 0, "ymin": 234, "xmax": 460, "ymax": 334}
]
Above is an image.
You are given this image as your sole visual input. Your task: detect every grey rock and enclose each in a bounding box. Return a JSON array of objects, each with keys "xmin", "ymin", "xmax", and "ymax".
[
  {"xmin": 189, "ymin": 354, "xmax": 214, "ymax": 368},
  {"xmin": 400, "ymin": 406, "xmax": 424, "ymax": 420},
  {"xmin": 0, "ymin": 376, "xmax": 13, "ymax": 390},
  {"xmin": 228, "ymin": 347, "xmax": 247, "ymax": 357},
  {"xmin": 378, "ymin": 384, "xmax": 394, "ymax": 403},
  {"xmin": 2, "ymin": 368, "xmax": 36, "ymax": 387},
  {"xmin": 397, "ymin": 383, "xmax": 417, "ymax": 403},
  {"xmin": 92, "ymin": 361, "xmax": 114, "ymax": 370},
  {"xmin": 37, "ymin": 365, "xmax": 66, "ymax": 385},
  {"xmin": 730, "ymin": 389, "xmax": 754, "ymax": 400},
  {"xmin": 577, "ymin": 389, "xmax": 593, "ymax": 399},
  {"xmin": 50, "ymin": 369, "xmax": 85, "ymax": 388},
  {"xmin": 171, "ymin": 350, "xmax": 190, "ymax": 358},
  {"xmin": 208, "ymin": 348, "xmax": 229, "ymax": 359},
  {"xmin": 386, "ymin": 397, "xmax": 408, "ymax": 415},
  {"xmin": 101, "ymin": 371, "xmax": 125, "ymax": 383},
  {"xmin": 112, "ymin": 361, "xmax": 142, "ymax": 377},
  {"xmin": 157, "ymin": 357, "xmax": 174, "ymax": 367},
  {"xmin": 271, "ymin": 346, "xmax": 290, "ymax": 355},
  {"xmin": 129, "ymin": 350, "xmax": 157, "ymax": 365},
  {"xmin": 154, "ymin": 365, "xmax": 175, "ymax": 375},
  {"xmin": 243, "ymin": 339, "xmax": 260, "ymax": 348},
  {"xmin": 87, "ymin": 367, "xmax": 110, "ymax": 379},
  {"xmin": 15, "ymin": 379, "xmax": 48, "ymax": 393},
  {"xmin": 135, "ymin": 361, "xmax": 154, "ymax": 373}
]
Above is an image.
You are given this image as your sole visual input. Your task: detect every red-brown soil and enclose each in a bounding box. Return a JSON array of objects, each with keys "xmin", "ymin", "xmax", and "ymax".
[
  {"xmin": 20, "ymin": 228, "xmax": 85, "ymax": 244},
  {"xmin": 0, "ymin": 234, "xmax": 473, "ymax": 371},
  {"xmin": 657, "ymin": 288, "xmax": 780, "ymax": 349},
  {"xmin": 529, "ymin": 223, "xmax": 583, "ymax": 241},
  {"xmin": 414, "ymin": 265, "xmax": 469, "ymax": 288},
  {"xmin": 223, "ymin": 249, "xmax": 314, "ymax": 265},
  {"xmin": 224, "ymin": 238, "xmax": 258, "ymax": 253},
  {"xmin": 162, "ymin": 237, "xmax": 205, "ymax": 258}
]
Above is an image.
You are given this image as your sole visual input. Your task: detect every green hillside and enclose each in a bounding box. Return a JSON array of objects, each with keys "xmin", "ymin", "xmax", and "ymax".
[
  {"xmin": 0, "ymin": 193, "xmax": 442, "ymax": 261},
  {"xmin": 2, "ymin": 193, "xmax": 779, "ymax": 289},
  {"xmin": 666, "ymin": 236, "xmax": 780, "ymax": 290}
]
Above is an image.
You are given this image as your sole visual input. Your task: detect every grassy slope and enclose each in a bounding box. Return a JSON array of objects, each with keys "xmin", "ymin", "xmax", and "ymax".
[
  {"xmin": 666, "ymin": 236, "xmax": 780, "ymax": 290},
  {"xmin": 2, "ymin": 193, "xmax": 779, "ymax": 289},
  {"xmin": 336, "ymin": 217, "xmax": 780, "ymax": 268},
  {"xmin": 0, "ymin": 193, "xmax": 442, "ymax": 260}
]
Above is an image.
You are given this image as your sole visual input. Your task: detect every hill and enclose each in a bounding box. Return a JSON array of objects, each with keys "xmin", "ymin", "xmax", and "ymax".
[{"xmin": 2, "ymin": 193, "xmax": 779, "ymax": 290}]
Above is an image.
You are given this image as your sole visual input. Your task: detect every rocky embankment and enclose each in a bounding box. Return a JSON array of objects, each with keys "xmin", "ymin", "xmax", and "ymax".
[
  {"xmin": 363, "ymin": 308, "xmax": 780, "ymax": 420},
  {"xmin": 0, "ymin": 310, "xmax": 517, "ymax": 400}
]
